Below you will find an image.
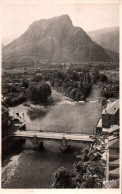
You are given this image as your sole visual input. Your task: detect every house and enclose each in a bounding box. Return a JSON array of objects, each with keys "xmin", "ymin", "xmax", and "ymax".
[
  {"xmin": 109, "ymin": 159, "xmax": 119, "ymax": 170},
  {"xmin": 108, "ymin": 137, "xmax": 119, "ymax": 180},
  {"xmin": 36, "ymin": 67, "xmax": 41, "ymax": 73},
  {"xmin": 101, "ymin": 100, "xmax": 120, "ymax": 187},
  {"xmin": 102, "ymin": 99, "xmax": 119, "ymax": 129},
  {"xmin": 109, "ymin": 167, "xmax": 119, "ymax": 180},
  {"xmin": 108, "ymin": 125, "xmax": 119, "ymax": 136},
  {"xmin": 108, "ymin": 137, "xmax": 119, "ymax": 160}
]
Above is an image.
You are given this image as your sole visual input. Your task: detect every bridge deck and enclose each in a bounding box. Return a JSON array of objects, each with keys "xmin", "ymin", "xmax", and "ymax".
[{"xmin": 13, "ymin": 131, "xmax": 93, "ymax": 142}]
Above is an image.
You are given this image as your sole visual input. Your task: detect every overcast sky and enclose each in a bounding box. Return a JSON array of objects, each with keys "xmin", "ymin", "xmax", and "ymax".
[{"xmin": 1, "ymin": 0, "xmax": 119, "ymax": 40}]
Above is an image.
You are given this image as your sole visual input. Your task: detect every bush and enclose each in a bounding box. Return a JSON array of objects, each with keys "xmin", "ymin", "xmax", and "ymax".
[
  {"xmin": 4, "ymin": 95, "xmax": 27, "ymax": 107},
  {"xmin": 100, "ymin": 97, "xmax": 107, "ymax": 106}
]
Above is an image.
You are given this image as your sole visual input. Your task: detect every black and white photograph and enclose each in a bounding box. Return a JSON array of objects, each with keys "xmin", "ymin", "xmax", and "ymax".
[{"xmin": 1, "ymin": 0, "xmax": 120, "ymax": 190}]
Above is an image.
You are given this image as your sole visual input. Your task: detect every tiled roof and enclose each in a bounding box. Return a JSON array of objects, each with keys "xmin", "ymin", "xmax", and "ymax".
[
  {"xmin": 108, "ymin": 135, "xmax": 117, "ymax": 142},
  {"xmin": 102, "ymin": 128, "xmax": 109, "ymax": 133},
  {"xmin": 109, "ymin": 125, "xmax": 119, "ymax": 134},
  {"xmin": 102, "ymin": 99, "xmax": 119, "ymax": 115},
  {"xmin": 109, "ymin": 167, "xmax": 119, "ymax": 176},
  {"xmin": 109, "ymin": 159, "xmax": 119, "ymax": 166},
  {"xmin": 96, "ymin": 119, "xmax": 102, "ymax": 128}
]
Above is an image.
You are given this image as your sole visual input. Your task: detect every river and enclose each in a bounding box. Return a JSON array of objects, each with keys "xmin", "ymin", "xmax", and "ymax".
[{"xmin": 2, "ymin": 85, "xmax": 102, "ymax": 188}]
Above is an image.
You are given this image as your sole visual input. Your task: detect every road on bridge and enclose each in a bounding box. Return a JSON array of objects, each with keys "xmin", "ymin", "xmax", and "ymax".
[{"xmin": 13, "ymin": 131, "xmax": 93, "ymax": 142}]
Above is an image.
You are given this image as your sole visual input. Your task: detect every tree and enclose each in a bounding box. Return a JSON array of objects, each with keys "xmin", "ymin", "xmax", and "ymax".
[
  {"xmin": 8, "ymin": 84, "xmax": 18, "ymax": 93},
  {"xmin": 100, "ymin": 97, "xmax": 107, "ymax": 107},
  {"xmin": 51, "ymin": 146, "xmax": 105, "ymax": 188},
  {"xmin": 21, "ymin": 80, "xmax": 29, "ymax": 89},
  {"xmin": 91, "ymin": 70, "xmax": 100, "ymax": 84},
  {"xmin": 51, "ymin": 167, "xmax": 74, "ymax": 188},
  {"xmin": 26, "ymin": 81, "xmax": 51, "ymax": 104},
  {"xmin": 72, "ymin": 147, "xmax": 105, "ymax": 188},
  {"xmin": 100, "ymin": 74, "xmax": 108, "ymax": 82},
  {"xmin": 32, "ymin": 74, "xmax": 42, "ymax": 82}
]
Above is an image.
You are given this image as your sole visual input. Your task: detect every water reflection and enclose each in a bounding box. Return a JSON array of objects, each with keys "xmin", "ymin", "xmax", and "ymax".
[{"xmin": 12, "ymin": 87, "xmax": 101, "ymax": 134}]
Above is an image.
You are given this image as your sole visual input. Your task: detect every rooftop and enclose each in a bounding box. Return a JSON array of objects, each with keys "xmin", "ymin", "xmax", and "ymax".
[
  {"xmin": 102, "ymin": 128, "xmax": 109, "ymax": 133},
  {"xmin": 96, "ymin": 119, "xmax": 102, "ymax": 128},
  {"xmin": 108, "ymin": 138, "xmax": 119, "ymax": 149},
  {"xmin": 109, "ymin": 167, "xmax": 119, "ymax": 177},
  {"xmin": 109, "ymin": 125, "xmax": 119, "ymax": 134},
  {"xmin": 109, "ymin": 159, "xmax": 119, "ymax": 166},
  {"xmin": 102, "ymin": 99, "xmax": 119, "ymax": 115},
  {"xmin": 108, "ymin": 135, "xmax": 117, "ymax": 142}
]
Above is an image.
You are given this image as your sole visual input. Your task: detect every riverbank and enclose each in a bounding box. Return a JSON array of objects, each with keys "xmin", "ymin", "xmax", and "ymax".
[
  {"xmin": 2, "ymin": 85, "xmax": 102, "ymax": 188},
  {"xmin": 2, "ymin": 136, "xmax": 25, "ymax": 161}
]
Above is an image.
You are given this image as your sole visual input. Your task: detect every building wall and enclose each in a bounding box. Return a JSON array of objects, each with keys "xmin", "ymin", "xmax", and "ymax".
[{"xmin": 102, "ymin": 110, "xmax": 119, "ymax": 128}]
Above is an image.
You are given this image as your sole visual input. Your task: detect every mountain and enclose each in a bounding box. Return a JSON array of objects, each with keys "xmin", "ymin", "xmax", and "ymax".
[
  {"xmin": 3, "ymin": 15, "xmax": 119, "ymax": 62},
  {"xmin": 87, "ymin": 27, "xmax": 119, "ymax": 53}
]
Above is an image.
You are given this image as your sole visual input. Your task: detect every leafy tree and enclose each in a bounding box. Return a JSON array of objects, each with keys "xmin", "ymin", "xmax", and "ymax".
[
  {"xmin": 51, "ymin": 146, "xmax": 105, "ymax": 188},
  {"xmin": 100, "ymin": 74, "xmax": 108, "ymax": 82},
  {"xmin": 32, "ymin": 74, "xmax": 42, "ymax": 82},
  {"xmin": 100, "ymin": 97, "xmax": 107, "ymax": 106},
  {"xmin": 21, "ymin": 80, "xmax": 29, "ymax": 89},
  {"xmin": 8, "ymin": 84, "xmax": 18, "ymax": 93},
  {"xmin": 91, "ymin": 70, "xmax": 100, "ymax": 84},
  {"xmin": 51, "ymin": 167, "xmax": 74, "ymax": 188},
  {"xmin": 26, "ymin": 81, "xmax": 51, "ymax": 104},
  {"xmin": 50, "ymin": 70, "xmax": 92, "ymax": 101}
]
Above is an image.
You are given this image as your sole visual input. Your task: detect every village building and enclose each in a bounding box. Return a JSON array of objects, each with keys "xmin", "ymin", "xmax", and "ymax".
[
  {"xmin": 108, "ymin": 125, "xmax": 119, "ymax": 136},
  {"xmin": 108, "ymin": 137, "xmax": 119, "ymax": 180},
  {"xmin": 102, "ymin": 99, "xmax": 119, "ymax": 132}
]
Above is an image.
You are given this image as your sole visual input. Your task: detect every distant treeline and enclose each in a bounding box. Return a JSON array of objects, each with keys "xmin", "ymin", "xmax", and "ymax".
[{"xmin": 3, "ymin": 78, "xmax": 51, "ymax": 106}]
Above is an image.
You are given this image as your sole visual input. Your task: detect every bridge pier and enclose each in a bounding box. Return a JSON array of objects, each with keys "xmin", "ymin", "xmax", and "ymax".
[
  {"xmin": 61, "ymin": 137, "xmax": 70, "ymax": 152},
  {"xmin": 33, "ymin": 135, "xmax": 45, "ymax": 150},
  {"xmin": 39, "ymin": 141, "xmax": 44, "ymax": 151},
  {"xmin": 33, "ymin": 135, "xmax": 38, "ymax": 145}
]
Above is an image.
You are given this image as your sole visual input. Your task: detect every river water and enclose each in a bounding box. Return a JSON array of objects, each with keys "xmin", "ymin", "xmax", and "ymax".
[{"xmin": 2, "ymin": 86, "xmax": 102, "ymax": 188}]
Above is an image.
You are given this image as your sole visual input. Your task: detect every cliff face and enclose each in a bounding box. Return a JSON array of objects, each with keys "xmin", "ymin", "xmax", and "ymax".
[{"xmin": 3, "ymin": 15, "xmax": 119, "ymax": 62}]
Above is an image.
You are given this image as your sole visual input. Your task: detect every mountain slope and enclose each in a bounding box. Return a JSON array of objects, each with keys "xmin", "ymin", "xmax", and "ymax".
[
  {"xmin": 87, "ymin": 27, "xmax": 119, "ymax": 53},
  {"xmin": 3, "ymin": 15, "xmax": 119, "ymax": 62}
]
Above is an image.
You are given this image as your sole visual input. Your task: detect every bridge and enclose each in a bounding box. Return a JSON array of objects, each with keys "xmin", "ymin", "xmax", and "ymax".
[{"xmin": 12, "ymin": 131, "xmax": 93, "ymax": 151}]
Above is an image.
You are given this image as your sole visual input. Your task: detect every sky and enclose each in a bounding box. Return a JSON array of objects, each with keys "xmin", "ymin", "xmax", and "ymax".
[{"xmin": 1, "ymin": 0, "xmax": 120, "ymax": 44}]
